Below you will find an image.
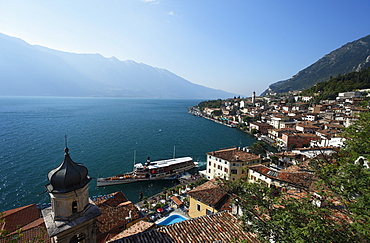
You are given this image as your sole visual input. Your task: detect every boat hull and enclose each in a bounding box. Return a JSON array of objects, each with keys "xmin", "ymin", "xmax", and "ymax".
[{"xmin": 96, "ymin": 157, "xmax": 195, "ymax": 187}]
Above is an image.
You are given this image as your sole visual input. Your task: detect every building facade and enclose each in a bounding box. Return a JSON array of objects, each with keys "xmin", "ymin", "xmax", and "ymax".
[
  {"xmin": 187, "ymin": 180, "xmax": 230, "ymax": 218},
  {"xmin": 202, "ymin": 147, "xmax": 262, "ymax": 181}
]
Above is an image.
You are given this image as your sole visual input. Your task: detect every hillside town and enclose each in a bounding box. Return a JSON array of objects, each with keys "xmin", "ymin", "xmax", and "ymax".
[
  {"xmin": 191, "ymin": 89, "xmax": 370, "ymax": 151},
  {"xmin": 1, "ymin": 90, "xmax": 370, "ymax": 243}
]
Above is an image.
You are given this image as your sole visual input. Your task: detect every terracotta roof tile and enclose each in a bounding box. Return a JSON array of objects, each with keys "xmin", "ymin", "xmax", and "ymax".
[
  {"xmin": 94, "ymin": 192, "xmax": 141, "ymax": 235},
  {"xmin": 249, "ymin": 165, "xmax": 316, "ymax": 189},
  {"xmin": 0, "ymin": 205, "xmax": 50, "ymax": 243},
  {"xmin": 0, "ymin": 223, "xmax": 51, "ymax": 243},
  {"xmin": 188, "ymin": 181, "xmax": 230, "ymax": 210},
  {"xmin": 170, "ymin": 196, "xmax": 183, "ymax": 206},
  {"xmin": 207, "ymin": 147, "xmax": 260, "ymax": 162},
  {"xmin": 108, "ymin": 221, "xmax": 155, "ymax": 242},
  {"xmin": 0, "ymin": 204, "xmax": 41, "ymax": 235},
  {"xmin": 111, "ymin": 211, "xmax": 259, "ymax": 243},
  {"xmin": 94, "ymin": 191, "xmax": 129, "ymax": 206}
]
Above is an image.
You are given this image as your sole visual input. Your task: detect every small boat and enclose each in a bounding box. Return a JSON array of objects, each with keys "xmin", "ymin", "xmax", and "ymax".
[{"xmin": 96, "ymin": 156, "xmax": 196, "ymax": 187}]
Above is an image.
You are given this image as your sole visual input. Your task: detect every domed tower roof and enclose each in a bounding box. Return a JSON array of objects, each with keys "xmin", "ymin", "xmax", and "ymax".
[{"xmin": 46, "ymin": 147, "xmax": 91, "ymax": 193}]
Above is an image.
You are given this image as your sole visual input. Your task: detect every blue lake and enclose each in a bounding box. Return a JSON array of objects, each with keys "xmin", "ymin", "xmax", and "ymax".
[{"xmin": 0, "ymin": 97, "xmax": 256, "ymax": 211}]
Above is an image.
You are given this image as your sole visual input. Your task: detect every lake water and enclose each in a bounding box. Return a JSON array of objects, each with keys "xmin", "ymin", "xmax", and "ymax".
[{"xmin": 0, "ymin": 96, "xmax": 256, "ymax": 212}]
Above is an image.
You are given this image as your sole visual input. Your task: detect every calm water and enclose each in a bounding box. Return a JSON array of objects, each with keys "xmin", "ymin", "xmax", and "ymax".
[{"xmin": 0, "ymin": 97, "xmax": 256, "ymax": 212}]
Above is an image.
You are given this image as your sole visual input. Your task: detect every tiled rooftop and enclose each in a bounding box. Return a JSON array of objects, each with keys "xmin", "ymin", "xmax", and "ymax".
[
  {"xmin": 249, "ymin": 165, "xmax": 316, "ymax": 189},
  {"xmin": 274, "ymin": 151, "xmax": 301, "ymax": 158},
  {"xmin": 108, "ymin": 221, "xmax": 155, "ymax": 242},
  {"xmin": 250, "ymin": 122, "xmax": 274, "ymax": 127},
  {"xmin": 188, "ymin": 180, "xmax": 230, "ymax": 210},
  {"xmin": 207, "ymin": 147, "xmax": 260, "ymax": 162},
  {"xmin": 170, "ymin": 196, "xmax": 183, "ymax": 206},
  {"xmin": 0, "ymin": 204, "xmax": 51, "ymax": 243},
  {"xmin": 0, "ymin": 204, "xmax": 41, "ymax": 235},
  {"xmin": 94, "ymin": 191, "xmax": 141, "ymax": 236},
  {"xmin": 110, "ymin": 211, "xmax": 259, "ymax": 243}
]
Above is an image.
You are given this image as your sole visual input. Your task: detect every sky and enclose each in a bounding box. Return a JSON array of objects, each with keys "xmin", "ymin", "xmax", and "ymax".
[{"xmin": 0, "ymin": 0, "xmax": 369, "ymax": 96}]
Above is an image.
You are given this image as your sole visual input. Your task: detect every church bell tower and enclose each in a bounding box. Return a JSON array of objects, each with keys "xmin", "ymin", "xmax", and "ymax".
[
  {"xmin": 252, "ymin": 91, "xmax": 256, "ymax": 106},
  {"xmin": 42, "ymin": 146, "xmax": 101, "ymax": 243}
]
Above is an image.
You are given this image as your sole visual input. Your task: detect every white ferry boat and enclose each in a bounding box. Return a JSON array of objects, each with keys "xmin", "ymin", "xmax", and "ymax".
[{"xmin": 96, "ymin": 157, "xmax": 196, "ymax": 187}]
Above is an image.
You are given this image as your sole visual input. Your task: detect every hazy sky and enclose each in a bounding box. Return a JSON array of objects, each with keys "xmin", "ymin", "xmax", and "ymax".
[{"xmin": 0, "ymin": 0, "xmax": 369, "ymax": 96}]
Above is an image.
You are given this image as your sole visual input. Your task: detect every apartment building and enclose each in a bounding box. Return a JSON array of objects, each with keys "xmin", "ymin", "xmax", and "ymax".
[{"xmin": 202, "ymin": 147, "xmax": 262, "ymax": 181}]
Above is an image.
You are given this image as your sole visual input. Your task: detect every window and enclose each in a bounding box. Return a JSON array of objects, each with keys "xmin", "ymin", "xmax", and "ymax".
[
  {"xmin": 231, "ymin": 169, "xmax": 238, "ymax": 174},
  {"xmin": 197, "ymin": 204, "xmax": 201, "ymax": 211},
  {"xmin": 208, "ymin": 161, "xmax": 211, "ymax": 166},
  {"xmin": 206, "ymin": 209, "xmax": 212, "ymax": 215},
  {"xmin": 224, "ymin": 168, "xmax": 228, "ymax": 173},
  {"xmin": 72, "ymin": 201, "xmax": 78, "ymax": 214},
  {"xmin": 208, "ymin": 169, "xmax": 211, "ymax": 173},
  {"xmin": 70, "ymin": 233, "xmax": 85, "ymax": 243}
]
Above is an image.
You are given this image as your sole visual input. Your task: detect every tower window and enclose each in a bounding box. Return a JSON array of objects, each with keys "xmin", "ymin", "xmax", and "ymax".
[
  {"xmin": 72, "ymin": 201, "xmax": 78, "ymax": 214},
  {"xmin": 70, "ymin": 233, "xmax": 86, "ymax": 243}
]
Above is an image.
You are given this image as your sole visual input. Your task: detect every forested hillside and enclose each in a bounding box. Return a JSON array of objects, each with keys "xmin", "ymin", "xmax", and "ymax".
[{"xmin": 301, "ymin": 67, "xmax": 370, "ymax": 101}]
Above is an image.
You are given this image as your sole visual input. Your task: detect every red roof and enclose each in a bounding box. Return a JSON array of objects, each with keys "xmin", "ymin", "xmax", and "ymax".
[
  {"xmin": 1, "ymin": 204, "xmax": 41, "ymax": 235},
  {"xmin": 0, "ymin": 204, "xmax": 51, "ymax": 243},
  {"xmin": 94, "ymin": 192, "xmax": 141, "ymax": 237},
  {"xmin": 171, "ymin": 196, "xmax": 183, "ymax": 206},
  {"xmin": 188, "ymin": 180, "xmax": 230, "ymax": 211},
  {"xmin": 249, "ymin": 165, "xmax": 316, "ymax": 189},
  {"xmin": 111, "ymin": 211, "xmax": 259, "ymax": 243},
  {"xmin": 207, "ymin": 147, "xmax": 260, "ymax": 162}
]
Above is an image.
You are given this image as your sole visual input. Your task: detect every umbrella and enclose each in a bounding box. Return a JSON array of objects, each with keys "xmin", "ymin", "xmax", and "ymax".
[{"xmin": 157, "ymin": 208, "xmax": 163, "ymax": 213}]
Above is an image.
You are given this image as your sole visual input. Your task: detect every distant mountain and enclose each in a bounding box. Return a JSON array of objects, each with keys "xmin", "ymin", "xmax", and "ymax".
[
  {"xmin": 262, "ymin": 34, "xmax": 370, "ymax": 95},
  {"xmin": 0, "ymin": 33, "xmax": 236, "ymax": 99}
]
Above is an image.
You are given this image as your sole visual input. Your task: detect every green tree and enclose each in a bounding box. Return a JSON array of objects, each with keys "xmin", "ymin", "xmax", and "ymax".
[
  {"xmin": 311, "ymin": 110, "xmax": 370, "ymax": 241},
  {"xmin": 221, "ymin": 110, "xmax": 370, "ymax": 242},
  {"xmin": 249, "ymin": 141, "xmax": 267, "ymax": 155},
  {"xmin": 211, "ymin": 109, "xmax": 222, "ymax": 116}
]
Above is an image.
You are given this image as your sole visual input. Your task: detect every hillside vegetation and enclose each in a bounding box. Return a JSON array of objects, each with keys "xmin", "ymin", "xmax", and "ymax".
[{"xmin": 301, "ymin": 67, "xmax": 370, "ymax": 101}]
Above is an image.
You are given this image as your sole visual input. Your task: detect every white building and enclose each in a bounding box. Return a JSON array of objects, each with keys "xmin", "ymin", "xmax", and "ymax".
[{"xmin": 200, "ymin": 147, "xmax": 262, "ymax": 181}]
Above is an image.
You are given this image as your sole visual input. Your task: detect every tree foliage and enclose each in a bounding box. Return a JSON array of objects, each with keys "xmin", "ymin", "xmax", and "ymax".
[
  {"xmin": 221, "ymin": 110, "xmax": 370, "ymax": 242},
  {"xmin": 248, "ymin": 141, "xmax": 267, "ymax": 155},
  {"xmin": 197, "ymin": 99, "xmax": 223, "ymax": 109},
  {"xmin": 301, "ymin": 67, "xmax": 370, "ymax": 101}
]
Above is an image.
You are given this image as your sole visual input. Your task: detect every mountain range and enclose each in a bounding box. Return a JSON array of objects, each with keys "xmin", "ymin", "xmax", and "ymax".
[
  {"xmin": 0, "ymin": 33, "xmax": 236, "ymax": 99},
  {"xmin": 263, "ymin": 34, "xmax": 370, "ymax": 95}
]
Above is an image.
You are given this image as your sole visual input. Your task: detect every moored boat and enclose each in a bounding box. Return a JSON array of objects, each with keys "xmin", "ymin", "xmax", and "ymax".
[{"xmin": 96, "ymin": 156, "xmax": 196, "ymax": 187}]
